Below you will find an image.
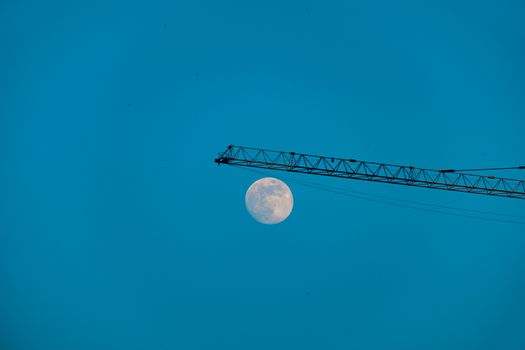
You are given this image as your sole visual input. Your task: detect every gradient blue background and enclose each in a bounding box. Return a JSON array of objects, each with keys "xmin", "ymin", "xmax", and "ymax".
[{"xmin": 1, "ymin": 1, "xmax": 525, "ymax": 349}]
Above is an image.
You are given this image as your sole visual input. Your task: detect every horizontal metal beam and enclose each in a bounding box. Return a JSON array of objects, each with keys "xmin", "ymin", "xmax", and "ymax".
[{"xmin": 215, "ymin": 145, "xmax": 525, "ymax": 199}]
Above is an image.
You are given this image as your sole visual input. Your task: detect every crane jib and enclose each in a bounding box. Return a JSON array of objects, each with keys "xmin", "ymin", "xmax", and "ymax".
[{"xmin": 214, "ymin": 145, "xmax": 525, "ymax": 200}]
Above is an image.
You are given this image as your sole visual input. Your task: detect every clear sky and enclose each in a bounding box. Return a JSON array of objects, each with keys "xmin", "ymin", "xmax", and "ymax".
[{"xmin": 1, "ymin": 1, "xmax": 525, "ymax": 349}]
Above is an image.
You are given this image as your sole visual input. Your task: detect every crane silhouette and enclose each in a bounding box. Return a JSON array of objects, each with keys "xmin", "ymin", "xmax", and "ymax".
[{"xmin": 214, "ymin": 145, "xmax": 525, "ymax": 200}]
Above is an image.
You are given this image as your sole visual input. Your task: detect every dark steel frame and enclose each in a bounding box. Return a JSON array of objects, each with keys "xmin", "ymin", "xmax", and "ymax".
[{"xmin": 215, "ymin": 145, "xmax": 525, "ymax": 200}]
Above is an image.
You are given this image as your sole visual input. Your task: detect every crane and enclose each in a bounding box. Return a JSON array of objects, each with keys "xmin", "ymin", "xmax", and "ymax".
[{"xmin": 214, "ymin": 145, "xmax": 525, "ymax": 200}]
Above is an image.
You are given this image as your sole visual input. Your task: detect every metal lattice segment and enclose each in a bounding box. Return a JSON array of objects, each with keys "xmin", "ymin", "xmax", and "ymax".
[{"xmin": 215, "ymin": 145, "xmax": 525, "ymax": 199}]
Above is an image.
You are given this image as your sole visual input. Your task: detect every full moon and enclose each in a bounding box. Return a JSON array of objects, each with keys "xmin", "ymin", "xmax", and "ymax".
[{"xmin": 245, "ymin": 177, "xmax": 294, "ymax": 224}]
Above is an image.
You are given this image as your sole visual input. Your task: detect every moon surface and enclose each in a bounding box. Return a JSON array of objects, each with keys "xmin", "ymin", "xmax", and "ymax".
[{"xmin": 245, "ymin": 177, "xmax": 294, "ymax": 224}]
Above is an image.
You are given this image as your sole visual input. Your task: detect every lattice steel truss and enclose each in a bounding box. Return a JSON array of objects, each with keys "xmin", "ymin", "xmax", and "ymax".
[{"xmin": 215, "ymin": 145, "xmax": 525, "ymax": 199}]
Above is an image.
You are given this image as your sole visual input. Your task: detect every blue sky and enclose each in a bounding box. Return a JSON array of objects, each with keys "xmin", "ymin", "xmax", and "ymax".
[{"xmin": 1, "ymin": 1, "xmax": 525, "ymax": 349}]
